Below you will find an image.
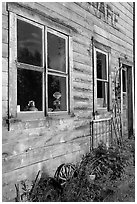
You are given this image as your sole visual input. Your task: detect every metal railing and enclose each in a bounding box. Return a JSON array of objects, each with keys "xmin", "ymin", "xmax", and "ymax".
[{"xmin": 90, "ymin": 116, "xmax": 122, "ymax": 151}]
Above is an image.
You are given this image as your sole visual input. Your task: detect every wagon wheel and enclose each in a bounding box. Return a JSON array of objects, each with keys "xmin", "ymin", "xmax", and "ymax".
[{"xmin": 54, "ymin": 163, "xmax": 77, "ymax": 186}]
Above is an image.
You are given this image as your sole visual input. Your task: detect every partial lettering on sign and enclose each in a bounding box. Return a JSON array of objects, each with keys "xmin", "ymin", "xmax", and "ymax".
[{"xmin": 91, "ymin": 2, "xmax": 119, "ymax": 28}]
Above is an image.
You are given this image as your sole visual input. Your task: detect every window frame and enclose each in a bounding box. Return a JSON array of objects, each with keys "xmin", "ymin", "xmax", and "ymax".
[
  {"xmin": 46, "ymin": 28, "xmax": 69, "ymax": 114},
  {"xmin": 94, "ymin": 47, "xmax": 109, "ymax": 111},
  {"xmin": 16, "ymin": 15, "xmax": 45, "ymax": 114},
  {"xmin": 9, "ymin": 10, "xmax": 73, "ymax": 120}
]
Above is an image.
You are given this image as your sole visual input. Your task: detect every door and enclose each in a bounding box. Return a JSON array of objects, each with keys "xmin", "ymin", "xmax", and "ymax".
[{"xmin": 121, "ymin": 64, "xmax": 133, "ymax": 138}]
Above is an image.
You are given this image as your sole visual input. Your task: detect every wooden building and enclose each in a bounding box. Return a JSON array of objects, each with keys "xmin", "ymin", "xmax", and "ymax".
[{"xmin": 2, "ymin": 2, "xmax": 134, "ymax": 201}]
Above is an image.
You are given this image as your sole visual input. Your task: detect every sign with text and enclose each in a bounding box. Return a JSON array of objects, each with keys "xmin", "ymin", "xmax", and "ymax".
[{"xmin": 91, "ymin": 2, "xmax": 119, "ymax": 29}]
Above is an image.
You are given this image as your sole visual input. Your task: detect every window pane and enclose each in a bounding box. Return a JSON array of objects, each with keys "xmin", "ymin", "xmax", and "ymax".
[
  {"xmin": 17, "ymin": 19, "xmax": 43, "ymax": 66},
  {"xmin": 97, "ymin": 51, "xmax": 107, "ymax": 80},
  {"xmin": 48, "ymin": 75, "xmax": 67, "ymax": 111},
  {"xmin": 47, "ymin": 32, "xmax": 66, "ymax": 72},
  {"xmin": 122, "ymin": 70, "xmax": 126, "ymax": 92},
  {"xmin": 97, "ymin": 81, "xmax": 108, "ymax": 108},
  {"xmin": 17, "ymin": 69, "xmax": 43, "ymax": 111}
]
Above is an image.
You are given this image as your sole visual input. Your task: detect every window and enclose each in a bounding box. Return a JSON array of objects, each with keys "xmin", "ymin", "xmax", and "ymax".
[
  {"xmin": 16, "ymin": 16, "xmax": 69, "ymax": 114},
  {"xmin": 47, "ymin": 30, "xmax": 68, "ymax": 112},
  {"xmin": 94, "ymin": 48, "xmax": 109, "ymax": 109},
  {"xmin": 17, "ymin": 18, "xmax": 44, "ymax": 112},
  {"xmin": 121, "ymin": 67, "xmax": 127, "ymax": 107}
]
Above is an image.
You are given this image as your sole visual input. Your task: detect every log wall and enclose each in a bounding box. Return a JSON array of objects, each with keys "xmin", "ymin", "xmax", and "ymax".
[{"xmin": 2, "ymin": 2, "xmax": 134, "ymax": 201}]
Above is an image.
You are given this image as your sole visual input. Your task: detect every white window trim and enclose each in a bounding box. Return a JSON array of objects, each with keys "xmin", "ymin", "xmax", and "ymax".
[{"xmin": 94, "ymin": 47, "xmax": 109, "ymax": 111}]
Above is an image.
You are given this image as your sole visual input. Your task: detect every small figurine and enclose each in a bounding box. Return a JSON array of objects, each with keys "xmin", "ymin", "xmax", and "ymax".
[
  {"xmin": 27, "ymin": 100, "xmax": 38, "ymax": 111},
  {"xmin": 53, "ymin": 92, "xmax": 61, "ymax": 111}
]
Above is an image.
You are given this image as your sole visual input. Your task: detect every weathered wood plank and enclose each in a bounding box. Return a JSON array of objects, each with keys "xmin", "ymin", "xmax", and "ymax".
[
  {"xmin": 2, "ymin": 14, "xmax": 8, "ymax": 30},
  {"xmin": 2, "ymin": 71, "xmax": 8, "ymax": 86},
  {"xmin": 2, "ymin": 28, "xmax": 8, "ymax": 44},
  {"xmin": 73, "ymin": 71, "xmax": 92, "ymax": 84},
  {"xmin": 17, "ymin": 2, "xmax": 92, "ymax": 39},
  {"xmin": 2, "ymin": 101, "xmax": 8, "ymax": 118},
  {"xmin": 73, "ymin": 90, "xmax": 92, "ymax": 101},
  {"xmin": 2, "ymin": 120, "xmax": 90, "ymax": 157},
  {"xmin": 115, "ymin": 2, "xmax": 133, "ymax": 20},
  {"xmin": 2, "ymin": 57, "xmax": 8, "ymax": 72},
  {"xmin": 2, "ymin": 2, "xmax": 8, "ymax": 15},
  {"xmin": 94, "ymin": 25, "xmax": 133, "ymax": 51},
  {"xmin": 2, "ymin": 131, "xmax": 91, "ymax": 174},
  {"xmin": 74, "ymin": 101, "xmax": 92, "ymax": 110},
  {"xmin": 73, "ymin": 52, "xmax": 91, "ymax": 66},
  {"xmin": 36, "ymin": 2, "xmax": 94, "ymax": 32},
  {"xmin": 127, "ymin": 2, "xmax": 134, "ymax": 8},
  {"xmin": 73, "ymin": 61, "xmax": 91, "ymax": 74},
  {"xmin": 111, "ymin": 2, "xmax": 133, "ymax": 22},
  {"xmin": 2, "ymin": 43, "xmax": 8, "ymax": 58},
  {"xmin": 2, "ymin": 85, "xmax": 8, "ymax": 101},
  {"xmin": 93, "ymin": 31, "xmax": 133, "ymax": 59},
  {"xmin": 73, "ymin": 34, "xmax": 91, "ymax": 48},
  {"xmin": 73, "ymin": 41, "xmax": 90, "ymax": 57},
  {"xmin": 120, "ymin": 2, "xmax": 133, "ymax": 13},
  {"xmin": 73, "ymin": 80, "xmax": 92, "ymax": 92}
]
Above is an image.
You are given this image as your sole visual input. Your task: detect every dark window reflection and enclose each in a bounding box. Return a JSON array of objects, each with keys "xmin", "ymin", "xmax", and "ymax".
[
  {"xmin": 17, "ymin": 69, "xmax": 42, "ymax": 111},
  {"xmin": 48, "ymin": 75, "xmax": 67, "ymax": 111},
  {"xmin": 122, "ymin": 70, "xmax": 126, "ymax": 92},
  {"xmin": 97, "ymin": 81, "xmax": 108, "ymax": 108},
  {"xmin": 17, "ymin": 19, "xmax": 43, "ymax": 66},
  {"xmin": 97, "ymin": 51, "xmax": 107, "ymax": 80},
  {"xmin": 47, "ymin": 32, "xmax": 66, "ymax": 72}
]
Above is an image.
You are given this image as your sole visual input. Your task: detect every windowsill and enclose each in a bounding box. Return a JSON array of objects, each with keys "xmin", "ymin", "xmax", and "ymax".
[
  {"xmin": 94, "ymin": 108, "xmax": 111, "ymax": 120},
  {"xmin": 7, "ymin": 111, "xmax": 75, "ymax": 131}
]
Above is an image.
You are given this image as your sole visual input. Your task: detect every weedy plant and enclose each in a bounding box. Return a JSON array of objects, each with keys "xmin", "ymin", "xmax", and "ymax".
[{"xmin": 61, "ymin": 141, "xmax": 127, "ymax": 202}]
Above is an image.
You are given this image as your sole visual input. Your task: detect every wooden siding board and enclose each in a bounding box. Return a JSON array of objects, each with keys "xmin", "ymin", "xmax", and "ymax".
[
  {"xmin": 2, "ymin": 101, "xmax": 8, "ymax": 117},
  {"xmin": 94, "ymin": 26, "xmax": 133, "ymax": 53},
  {"xmin": 2, "ymin": 71, "xmax": 8, "ymax": 86},
  {"xmin": 2, "ymin": 58, "xmax": 8, "ymax": 72},
  {"xmin": 94, "ymin": 32, "xmax": 133, "ymax": 59},
  {"xmin": 73, "ymin": 90, "xmax": 92, "ymax": 101},
  {"xmin": 73, "ymin": 71, "xmax": 92, "ymax": 83},
  {"xmin": 127, "ymin": 2, "xmax": 134, "ymax": 8},
  {"xmin": 2, "ymin": 43, "xmax": 8, "ymax": 58},
  {"xmin": 2, "ymin": 132, "xmax": 90, "ymax": 174},
  {"xmin": 2, "ymin": 14, "xmax": 8, "ymax": 30},
  {"xmin": 73, "ymin": 62, "xmax": 91, "ymax": 74},
  {"xmin": 2, "ymin": 86, "xmax": 8, "ymax": 101},
  {"xmin": 115, "ymin": 2, "xmax": 133, "ymax": 20},
  {"xmin": 36, "ymin": 2, "xmax": 94, "ymax": 32},
  {"xmin": 2, "ymin": 2, "xmax": 8, "ymax": 15},
  {"xmin": 17, "ymin": 2, "xmax": 93, "ymax": 39},
  {"xmin": 73, "ymin": 41, "xmax": 90, "ymax": 57},
  {"xmin": 120, "ymin": 2, "xmax": 133, "ymax": 13},
  {"xmin": 2, "ymin": 28, "xmax": 8, "ymax": 44},
  {"xmin": 111, "ymin": 2, "xmax": 133, "ymax": 23},
  {"xmin": 2, "ymin": 117, "xmax": 90, "ymax": 148}
]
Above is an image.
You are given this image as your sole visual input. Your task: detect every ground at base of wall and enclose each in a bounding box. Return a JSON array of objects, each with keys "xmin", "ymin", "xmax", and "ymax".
[
  {"xmin": 104, "ymin": 164, "xmax": 135, "ymax": 202},
  {"xmin": 104, "ymin": 138, "xmax": 135, "ymax": 202}
]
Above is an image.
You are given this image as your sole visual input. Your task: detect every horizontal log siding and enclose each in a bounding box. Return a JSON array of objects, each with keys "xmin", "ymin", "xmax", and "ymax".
[{"xmin": 2, "ymin": 2, "xmax": 133, "ymax": 201}]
